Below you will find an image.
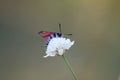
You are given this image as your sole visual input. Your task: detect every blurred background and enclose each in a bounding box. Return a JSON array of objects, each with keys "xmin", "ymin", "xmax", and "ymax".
[{"xmin": 0, "ymin": 0, "xmax": 120, "ymax": 80}]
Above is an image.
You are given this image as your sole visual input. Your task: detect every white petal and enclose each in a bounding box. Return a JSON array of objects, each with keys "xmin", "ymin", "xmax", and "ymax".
[{"xmin": 43, "ymin": 54, "xmax": 49, "ymax": 58}]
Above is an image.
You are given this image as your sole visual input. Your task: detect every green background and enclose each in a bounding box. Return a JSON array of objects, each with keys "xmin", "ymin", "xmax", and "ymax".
[{"xmin": 0, "ymin": 0, "xmax": 120, "ymax": 80}]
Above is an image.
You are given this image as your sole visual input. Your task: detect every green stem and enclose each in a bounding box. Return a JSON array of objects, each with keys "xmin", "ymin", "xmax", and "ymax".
[{"xmin": 62, "ymin": 55, "xmax": 78, "ymax": 80}]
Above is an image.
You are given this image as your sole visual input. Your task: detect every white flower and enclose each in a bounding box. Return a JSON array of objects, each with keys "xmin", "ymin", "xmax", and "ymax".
[{"xmin": 44, "ymin": 37, "xmax": 75, "ymax": 58}]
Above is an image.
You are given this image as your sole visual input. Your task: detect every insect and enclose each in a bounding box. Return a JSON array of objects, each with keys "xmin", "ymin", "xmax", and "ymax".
[{"xmin": 38, "ymin": 24, "xmax": 72, "ymax": 46}]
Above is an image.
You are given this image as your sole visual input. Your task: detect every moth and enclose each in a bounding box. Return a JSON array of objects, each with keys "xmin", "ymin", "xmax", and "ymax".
[{"xmin": 38, "ymin": 24, "xmax": 72, "ymax": 46}]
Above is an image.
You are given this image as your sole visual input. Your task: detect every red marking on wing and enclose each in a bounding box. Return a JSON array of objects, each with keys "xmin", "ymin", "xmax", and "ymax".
[{"xmin": 39, "ymin": 31, "xmax": 54, "ymax": 39}]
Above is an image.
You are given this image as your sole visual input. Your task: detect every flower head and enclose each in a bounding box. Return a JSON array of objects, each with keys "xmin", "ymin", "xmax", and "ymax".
[{"xmin": 44, "ymin": 37, "xmax": 74, "ymax": 58}]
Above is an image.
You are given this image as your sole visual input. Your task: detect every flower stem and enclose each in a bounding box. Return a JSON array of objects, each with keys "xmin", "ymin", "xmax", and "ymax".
[{"xmin": 62, "ymin": 55, "xmax": 78, "ymax": 80}]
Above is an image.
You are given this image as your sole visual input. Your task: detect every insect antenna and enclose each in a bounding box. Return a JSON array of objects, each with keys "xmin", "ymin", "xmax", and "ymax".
[
  {"xmin": 59, "ymin": 23, "xmax": 62, "ymax": 34},
  {"xmin": 58, "ymin": 23, "xmax": 72, "ymax": 36}
]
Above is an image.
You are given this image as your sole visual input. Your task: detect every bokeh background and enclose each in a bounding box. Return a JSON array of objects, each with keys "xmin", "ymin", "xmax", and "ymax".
[{"xmin": 0, "ymin": 0, "xmax": 120, "ymax": 80}]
